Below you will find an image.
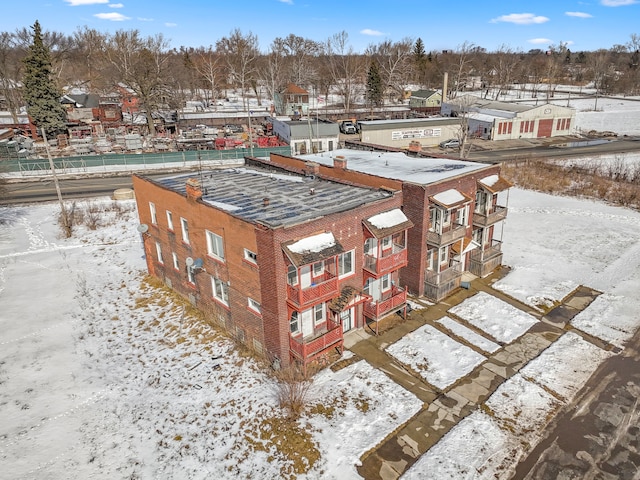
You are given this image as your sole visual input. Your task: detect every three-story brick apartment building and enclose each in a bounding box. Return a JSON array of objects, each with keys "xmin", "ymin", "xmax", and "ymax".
[
  {"xmin": 258, "ymin": 149, "xmax": 512, "ymax": 302},
  {"xmin": 133, "ymin": 165, "xmax": 412, "ymax": 369}
]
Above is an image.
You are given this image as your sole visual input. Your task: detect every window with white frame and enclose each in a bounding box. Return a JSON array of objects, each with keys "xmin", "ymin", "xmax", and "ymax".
[
  {"xmin": 155, "ymin": 242, "xmax": 163, "ymax": 263},
  {"xmin": 248, "ymin": 298, "xmax": 261, "ymax": 314},
  {"xmin": 206, "ymin": 230, "xmax": 224, "ymax": 261},
  {"xmin": 149, "ymin": 202, "xmax": 157, "ymax": 225},
  {"xmin": 312, "ymin": 261, "xmax": 324, "ymax": 276},
  {"xmin": 381, "ymin": 236, "xmax": 392, "ymax": 249},
  {"xmin": 290, "ymin": 311, "xmax": 300, "ymax": 334},
  {"xmin": 166, "ymin": 210, "xmax": 174, "ymax": 231},
  {"xmin": 381, "ymin": 274, "xmax": 391, "ymax": 291},
  {"xmin": 187, "ymin": 264, "xmax": 195, "ymax": 284},
  {"xmin": 211, "ymin": 277, "xmax": 229, "ymax": 305},
  {"xmin": 172, "ymin": 252, "xmax": 179, "ymax": 270},
  {"xmin": 243, "ymin": 248, "xmax": 257, "ymax": 264},
  {"xmin": 338, "ymin": 250, "xmax": 355, "ymax": 278},
  {"xmin": 313, "ymin": 303, "xmax": 325, "ymax": 326},
  {"xmin": 287, "ymin": 265, "xmax": 298, "ymax": 286},
  {"xmin": 439, "ymin": 246, "xmax": 448, "ymax": 264},
  {"xmin": 180, "ymin": 217, "xmax": 189, "ymax": 244},
  {"xmin": 458, "ymin": 205, "xmax": 468, "ymax": 227}
]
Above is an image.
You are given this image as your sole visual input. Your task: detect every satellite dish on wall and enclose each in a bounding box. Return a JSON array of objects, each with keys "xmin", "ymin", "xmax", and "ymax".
[
  {"xmin": 185, "ymin": 257, "xmax": 194, "ymax": 267},
  {"xmin": 193, "ymin": 258, "xmax": 204, "ymax": 269},
  {"xmin": 137, "ymin": 224, "xmax": 149, "ymax": 233}
]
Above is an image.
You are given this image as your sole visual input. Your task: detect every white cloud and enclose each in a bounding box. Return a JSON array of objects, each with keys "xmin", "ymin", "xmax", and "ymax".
[
  {"xmin": 528, "ymin": 38, "xmax": 553, "ymax": 45},
  {"xmin": 491, "ymin": 13, "xmax": 550, "ymax": 25},
  {"xmin": 565, "ymin": 11, "xmax": 593, "ymax": 17},
  {"xmin": 65, "ymin": 0, "xmax": 108, "ymax": 5},
  {"xmin": 165, "ymin": 22, "xmax": 177, "ymax": 27},
  {"xmin": 93, "ymin": 12, "xmax": 130, "ymax": 21},
  {"xmin": 601, "ymin": 0, "xmax": 637, "ymax": 5},
  {"xmin": 360, "ymin": 29, "xmax": 385, "ymax": 36},
  {"xmin": 278, "ymin": 0, "xmax": 293, "ymax": 4},
  {"xmin": 137, "ymin": 17, "xmax": 154, "ymax": 22},
  {"xmin": 108, "ymin": 3, "xmax": 124, "ymax": 7}
]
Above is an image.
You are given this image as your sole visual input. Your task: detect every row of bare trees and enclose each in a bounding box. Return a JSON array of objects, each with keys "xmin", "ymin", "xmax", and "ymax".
[{"xmin": 2, "ymin": 24, "xmax": 640, "ymax": 133}]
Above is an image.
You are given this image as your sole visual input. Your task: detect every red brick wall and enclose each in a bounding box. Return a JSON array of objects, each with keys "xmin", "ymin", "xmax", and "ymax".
[
  {"xmin": 133, "ymin": 175, "xmax": 265, "ymax": 352},
  {"xmin": 257, "ymin": 193, "xmax": 405, "ymax": 366},
  {"xmin": 133, "ymin": 174, "xmax": 404, "ymax": 367}
]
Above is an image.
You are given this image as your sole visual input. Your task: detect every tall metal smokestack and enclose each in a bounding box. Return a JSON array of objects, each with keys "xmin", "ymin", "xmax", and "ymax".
[{"xmin": 442, "ymin": 72, "xmax": 448, "ymax": 104}]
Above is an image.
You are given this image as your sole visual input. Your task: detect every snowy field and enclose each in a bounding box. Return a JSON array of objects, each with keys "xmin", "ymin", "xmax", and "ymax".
[{"xmin": 0, "ymin": 200, "xmax": 422, "ymax": 480}]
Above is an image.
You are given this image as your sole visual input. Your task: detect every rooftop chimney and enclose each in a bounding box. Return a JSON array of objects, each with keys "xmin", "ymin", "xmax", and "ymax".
[
  {"xmin": 305, "ymin": 161, "xmax": 320, "ymax": 176},
  {"xmin": 333, "ymin": 155, "xmax": 347, "ymax": 169},
  {"xmin": 186, "ymin": 178, "xmax": 202, "ymax": 201}
]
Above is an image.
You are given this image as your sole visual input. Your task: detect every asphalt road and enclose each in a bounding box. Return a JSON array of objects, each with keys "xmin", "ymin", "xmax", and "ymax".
[{"xmin": 2, "ymin": 136, "xmax": 640, "ymax": 205}]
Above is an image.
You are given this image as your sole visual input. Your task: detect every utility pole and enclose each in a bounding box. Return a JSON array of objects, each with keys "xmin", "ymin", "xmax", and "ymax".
[
  {"xmin": 42, "ymin": 128, "xmax": 71, "ymax": 237},
  {"xmin": 248, "ymin": 110, "xmax": 254, "ymax": 157}
]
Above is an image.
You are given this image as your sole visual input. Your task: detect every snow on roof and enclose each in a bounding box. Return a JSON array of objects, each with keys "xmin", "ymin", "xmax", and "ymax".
[
  {"xmin": 203, "ymin": 200, "xmax": 242, "ymax": 211},
  {"xmin": 480, "ymin": 174, "xmax": 499, "ymax": 187},
  {"xmin": 233, "ymin": 167, "xmax": 304, "ymax": 182},
  {"xmin": 367, "ymin": 208, "xmax": 409, "ymax": 229},
  {"xmin": 287, "ymin": 232, "xmax": 336, "ymax": 254},
  {"xmin": 299, "ymin": 149, "xmax": 489, "ymax": 185},
  {"xmin": 433, "ymin": 189, "xmax": 467, "ymax": 206}
]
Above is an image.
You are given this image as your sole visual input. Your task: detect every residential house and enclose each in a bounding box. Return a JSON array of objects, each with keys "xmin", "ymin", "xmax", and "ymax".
[
  {"xmin": 132, "ymin": 164, "xmax": 411, "ymax": 369},
  {"xmin": 408, "ymin": 89, "xmax": 442, "ymax": 108},
  {"xmin": 265, "ymin": 149, "xmax": 512, "ymax": 303},
  {"xmin": 441, "ymin": 95, "xmax": 576, "ymax": 140},
  {"xmin": 273, "ymin": 83, "xmax": 310, "ymax": 117}
]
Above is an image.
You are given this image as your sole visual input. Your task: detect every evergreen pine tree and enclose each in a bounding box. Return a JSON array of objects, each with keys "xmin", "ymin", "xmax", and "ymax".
[
  {"xmin": 413, "ymin": 38, "xmax": 428, "ymax": 86},
  {"xmin": 22, "ymin": 20, "xmax": 67, "ymax": 138},
  {"xmin": 366, "ymin": 59, "xmax": 384, "ymax": 107}
]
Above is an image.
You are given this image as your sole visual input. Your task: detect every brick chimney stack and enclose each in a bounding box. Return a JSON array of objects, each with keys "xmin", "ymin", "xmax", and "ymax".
[
  {"xmin": 333, "ymin": 155, "xmax": 347, "ymax": 169},
  {"xmin": 186, "ymin": 178, "xmax": 202, "ymax": 201}
]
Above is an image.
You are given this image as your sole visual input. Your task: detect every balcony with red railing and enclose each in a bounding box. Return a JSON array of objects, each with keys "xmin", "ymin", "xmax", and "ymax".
[
  {"xmin": 363, "ymin": 245, "xmax": 408, "ymax": 277},
  {"xmin": 363, "ymin": 285, "xmax": 407, "ymax": 321},
  {"xmin": 289, "ymin": 319, "xmax": 343, "ymax": 362},
  {"xmin": 286, "ymin": 272, "xmax": 339, "ymax": 307}
]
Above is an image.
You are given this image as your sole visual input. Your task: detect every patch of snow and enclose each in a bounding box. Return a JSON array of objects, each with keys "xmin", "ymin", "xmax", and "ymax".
[
  {"xmin": 480, "ymin": 174, "xmax": 499, "ymax": 187},
  {"xmin": 448, "ymin": 292, "xmax": 539, "ymax": 344},
  {"xmin": 203, "ymin": 200, "xmax": 242, "ymax": 211},
  {"xmin": 367, "ymin": 208, "xmax": 409, "ymax": 229},
  {"xmin": 432, "ymin": 188, "xmax": 466, "ymax": 206},
  {"xmin": 519, "ymin": 331, "xmax": 614, "ymax": 401},
  {"xmin": 234, "ymin": 167, "xmax": 304, "ymax": 183},
  {"xmin": 436, "ymin": 316, "xmax": 501, "ymax": 354},
  {"xmin": 288, "ymin": 231, "xmax": 336, "ymax": 254},
  {"xmin": 386, "ymin": 324, "xmax": 486, "ymax": 390},
  {"xmin": 571, "ymin": 293, "xmax": 639, "ymax": 348}
]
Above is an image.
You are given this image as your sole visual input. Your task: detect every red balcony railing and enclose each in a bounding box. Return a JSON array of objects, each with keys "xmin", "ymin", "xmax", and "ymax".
[
  {"xmin": 289, "ymin": 320, "xmax": 343, "ymax": 361},
  {"xmin": 363, "ymin": 247, "xmax": 408, "ymax": 276},
  {"xmin": 286, "ymin": 273, "xmax": 339, "ymax": 307},
  {"xmin": 363, "ymin": 286, "xmax": 407, "ymax": 320}
]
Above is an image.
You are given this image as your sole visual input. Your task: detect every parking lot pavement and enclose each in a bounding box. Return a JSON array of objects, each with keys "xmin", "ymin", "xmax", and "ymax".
[{"xmin": 515, "ymin": 328, "xmax": 640, "ymax": 480}]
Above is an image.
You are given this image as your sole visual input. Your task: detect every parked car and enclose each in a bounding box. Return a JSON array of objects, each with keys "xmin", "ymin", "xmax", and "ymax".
[
  {"xmin": 339, "ymin": 121, "xmax": 357, "ymax": 135},
  {"xmin": 439, "ymin": 138, "xmax": 460, "ymax": 149},
  {"xmin": 223, "ymin": 124, "xmax": 244, "ymax": 135}
]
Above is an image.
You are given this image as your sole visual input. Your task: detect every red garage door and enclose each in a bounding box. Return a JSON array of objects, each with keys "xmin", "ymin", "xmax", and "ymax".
[{"xmin": 537, "ymin": 119, "xmax": 553, "ymax": 138}]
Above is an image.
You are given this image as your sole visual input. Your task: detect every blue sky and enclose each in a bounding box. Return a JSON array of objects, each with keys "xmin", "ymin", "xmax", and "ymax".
[{"xmin": 3, "ymin": 0, "xmax": 639, "ymax": 53}]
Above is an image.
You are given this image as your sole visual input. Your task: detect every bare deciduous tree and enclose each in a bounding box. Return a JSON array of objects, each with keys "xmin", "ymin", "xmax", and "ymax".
[
  {"xmin": 216, "ymin": 29, "xmax": 259, "ymax": 110},
  {"xmin": 323, "ymin": 31, "xmax": 364, "ymax": 112}
]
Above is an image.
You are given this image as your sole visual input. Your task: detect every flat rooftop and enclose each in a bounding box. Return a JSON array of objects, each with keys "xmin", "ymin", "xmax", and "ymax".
[
  {"xmin": 299, "ymin": 149, "xmax": 490, "ymax": 185},
  {"xmin": 150, "ymin": 166, "xmax": 390, "ymax": 228}
]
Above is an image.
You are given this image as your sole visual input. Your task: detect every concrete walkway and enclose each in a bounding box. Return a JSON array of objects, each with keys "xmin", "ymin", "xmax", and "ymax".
[{"xmin": 348, "ymin": 274, "xmax": 602, "ymax": 480}]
